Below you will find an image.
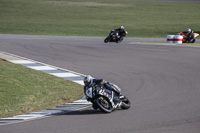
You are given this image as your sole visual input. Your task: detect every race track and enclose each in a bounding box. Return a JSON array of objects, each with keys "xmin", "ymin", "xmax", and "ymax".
[{"xmin": 0, "ymin": 35, "xmax": 200, "ymax": 133}]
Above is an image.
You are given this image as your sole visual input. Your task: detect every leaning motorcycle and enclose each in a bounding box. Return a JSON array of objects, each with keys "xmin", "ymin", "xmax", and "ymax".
[
  {"xmin": 85, "ymin": 85, "xmax": 130, "ymax": 113},
  {"xmin": 177, "ymin": 32, "xmax": 199, "ymax": 43},
  {"xmin": 104, "ymin": 30, "xmax": 127, "ymax": 43}
]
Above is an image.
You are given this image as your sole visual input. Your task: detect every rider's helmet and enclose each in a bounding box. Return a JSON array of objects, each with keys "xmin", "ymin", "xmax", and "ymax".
[
  {"xmin": 120, "ymin": 26, "xmax": 125, "ymax": 31},
  {"xmin": 84, "ymin": 75, "xmax": 93, "ymax": 86},
  {"xmin": 186, "ymin": 28, "xmax": 191, "ymax": 33}
]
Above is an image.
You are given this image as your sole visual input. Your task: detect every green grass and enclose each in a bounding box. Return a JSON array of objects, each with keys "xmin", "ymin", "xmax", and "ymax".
[
  {"xmin": 0, "ymin": 59, "xmax": 84, "ymax": 118},
  {"xmin": 0, "ymin": 0, "xmax": 199, "ymax": 38}
]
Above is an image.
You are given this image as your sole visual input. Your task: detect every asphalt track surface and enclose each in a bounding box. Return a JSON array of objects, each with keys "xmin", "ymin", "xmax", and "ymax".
[{"xmin": 0, "ymin": 34, "xmax": 200, "ymax": 133}]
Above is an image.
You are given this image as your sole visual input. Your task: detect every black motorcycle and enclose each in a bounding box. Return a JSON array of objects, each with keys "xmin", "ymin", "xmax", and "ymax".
[
  {"xmin": 104, "ymin": 30, "xmax": 124, "ymax": 43},
  {"xmin": 85, "ymin": 85, "xmax": 131, "ymax": 113}
]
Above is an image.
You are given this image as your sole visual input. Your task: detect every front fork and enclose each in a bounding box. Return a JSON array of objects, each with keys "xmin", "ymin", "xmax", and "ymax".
[{"xmin": 110, "ymin": 91, "xmax": 122, "ymax": 109}]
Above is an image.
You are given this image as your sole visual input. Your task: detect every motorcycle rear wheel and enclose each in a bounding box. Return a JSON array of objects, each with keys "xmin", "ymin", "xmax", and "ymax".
[
  {"xmin": 116, "ymin": 37, "xmax": 123, "ymax": 43},
  {"xmin": 96, "ymin": 96, "xmax": 113, "ymax": 113}
]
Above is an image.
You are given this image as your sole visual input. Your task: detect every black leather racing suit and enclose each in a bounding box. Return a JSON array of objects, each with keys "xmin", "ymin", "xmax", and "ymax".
[
  {"xmin": 113, "ymin": 28, "xmax": 127, "ymax": 38},
  {"xmin": 181, "ymin": 31, "xmax": 194, "ymax": 42},
  {"xmin": 83, "ymin": 78, "xmax": 121, "ymax": 95}
]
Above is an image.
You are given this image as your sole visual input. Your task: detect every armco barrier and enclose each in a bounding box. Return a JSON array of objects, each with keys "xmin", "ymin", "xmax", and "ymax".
[{"xmin": 167, "ymin": 35, "xmax": 183, "ymax": 43}]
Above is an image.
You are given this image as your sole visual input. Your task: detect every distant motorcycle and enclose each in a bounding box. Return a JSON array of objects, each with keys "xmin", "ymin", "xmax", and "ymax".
[
  {"xmin": 104, "ymin": 30, "xmax": 127, "ymax": 43},
  {"xmin": 85, "ymin": 85, "xmax": 130, "ymax": 113},
  {"xmin": 177, "ymin": 32, "xmax": 199, "ymax": 43}
]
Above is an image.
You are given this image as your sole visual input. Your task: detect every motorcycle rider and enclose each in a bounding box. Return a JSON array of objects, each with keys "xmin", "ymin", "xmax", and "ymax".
[
  {"xmin": 83, "ymin": 75, "xmax": 121, "ymax": 95},
  {"xmin": 181, "ymin": 28, "xmax": 194, "ymax": 43},
  {"xmin": 83, "ymin": 75, "xmax": 121, "ymax": 108},
  {"xmin": 113, "ymin": 26, "xmax": 128, "ymax": 38}
]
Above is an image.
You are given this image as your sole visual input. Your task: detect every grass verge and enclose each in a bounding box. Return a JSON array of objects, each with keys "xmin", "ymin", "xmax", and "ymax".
[
  {"xmin": 0, "ymin": 59, "xmax": 84, "ymax": 118},
  {"xmin": 0, "ymin": 0, "xmax": 199, "ymax": 38}
]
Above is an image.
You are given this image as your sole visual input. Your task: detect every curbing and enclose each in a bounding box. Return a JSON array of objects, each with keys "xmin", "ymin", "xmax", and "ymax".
[{"xmin": 0, "ymin": 51, "xmax": 91, "ymax": 126}]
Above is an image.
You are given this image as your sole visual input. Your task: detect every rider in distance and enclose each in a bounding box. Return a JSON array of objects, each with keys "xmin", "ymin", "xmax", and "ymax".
[
  {"xmin": 180, "ymin": 28, "xmax": 194, "ymax": 43},
  {"xmin": 113, "ymin": 26, "xmax": 128, "ymax": 39}
]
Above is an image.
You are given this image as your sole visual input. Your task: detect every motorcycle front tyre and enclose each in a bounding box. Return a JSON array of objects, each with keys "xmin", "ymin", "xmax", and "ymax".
[
  {"xmin": 120, "ymin": 96, "xmax": 131, "ymax": 109},
  {"xmin": 104, "ymin": 37, "xmax": 110, "ymax": 43},
  {"xmin": 116, "ymin": 37, "xmax": 123, "ymax": 43},
  {"xmin": 96, "ymin": 96, "xmax": 113, "ymax": 113},
  {"xmin": 191, "ymin": 39, "xmax": 196, "ymax": 43}
]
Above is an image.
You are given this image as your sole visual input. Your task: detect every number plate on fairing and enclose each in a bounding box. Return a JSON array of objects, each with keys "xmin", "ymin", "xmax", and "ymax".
[{"xmin": 86, "ymin": 87, "xmax": 93, "ymax": 98}]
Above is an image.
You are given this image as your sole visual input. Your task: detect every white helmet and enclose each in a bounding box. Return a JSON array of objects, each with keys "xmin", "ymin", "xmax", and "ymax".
[
  {"xmin": 186, "ymin": 28, "xmax": 191, "ymax": 33},
  {"xmin": 120, "ymin": 26, "xmax": 124, "ymax": 30},
  {"xmin": 84, "ymin": 75, "xmax": 93, "ymax": 86}
]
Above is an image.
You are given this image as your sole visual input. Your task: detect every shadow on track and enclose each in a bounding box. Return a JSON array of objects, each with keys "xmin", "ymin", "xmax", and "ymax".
[{"xmin": 54, "ymin": 109, "xmax": 106, "ymax": 116}]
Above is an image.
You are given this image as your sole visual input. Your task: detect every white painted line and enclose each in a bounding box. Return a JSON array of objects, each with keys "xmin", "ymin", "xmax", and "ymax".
[
  {"xmin": 73, "ymin": 99, "xmax": 89, "ymax": 103},
  {"xmin": 128, "ymin": 42, "xmax": 141, "ymax": 45},
  {"xmin": 66, "ymin": 102, "xmax": 92, "ymax": 105},
  {"xmin": 28, "ymin": 112, "xmax": 53, "ymax": 115},
  {"xmin": 73, "ymin": 80, "xmax": 84, "ymax": 85},
  {"xmin": 1, "ymin": 51, "xmax": 85, "ymax": 77},
  {"xmin": 13, "ymin": 115, "xmax": 45, "ymax": 120},
  {"xmin": 14, "ymin": 114, "xmax": 45, "ymax": 117},
  {"xmin": 27, "ymin": 66, "xmax": 57, "ymax": 70},
  {"xmin": 49, "ymin": 73, "xmax": 80, "ymax": 78},
  {"xmin": 0, "ymin": 117, "xmax": 24, "ymax": 120},
  {"xmin": 9, "ymin": 60, "xmax": 36, "ymax": 64}
]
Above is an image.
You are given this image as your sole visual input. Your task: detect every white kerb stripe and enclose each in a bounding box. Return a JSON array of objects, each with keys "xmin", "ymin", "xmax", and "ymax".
[
  {"xmin": 66, "ymin": 102, "xmax": 92, "ymax": 105},
  {"xmin": 13, "ymin": 115, "xmax": 45, "ymax": 120},
  {"xmin": 9, "ymin": 60, "xmax": 36, "ymax": 64},
  {"xmin": 73, "ymin": 99, "xmax": 89, "ymax": 103},
  {"xmin": 73, "ymin": 80, "xmax": 84, "ymax": 85},
  {"xmin": 27, "ymin": 66, "xmax": 57, "ymax": 70},
  {"xmin": 49, "ymin": 73, "xmax": 80, "ymax": 78}
]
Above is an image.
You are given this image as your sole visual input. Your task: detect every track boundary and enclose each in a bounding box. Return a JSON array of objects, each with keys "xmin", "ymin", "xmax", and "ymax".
[{"xmin": 0, "ymin": 51, "xmax": 91, "ymax": 126}]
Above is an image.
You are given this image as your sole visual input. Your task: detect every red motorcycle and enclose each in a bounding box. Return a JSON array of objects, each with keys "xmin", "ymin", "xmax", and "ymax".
[{"xmin": 177, "ymin": 32, "xmax": 199, "ymax": 43}]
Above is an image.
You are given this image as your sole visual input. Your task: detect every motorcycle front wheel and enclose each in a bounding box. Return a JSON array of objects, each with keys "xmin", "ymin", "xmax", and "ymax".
[
  {"xmin": 96, "ymin": 96, "xmax": 113, "ymax": 113},
  {"xmin": 104, "ymin": 37, "xmax": 110, "ymax": 43},
  {"xmin": 191, "ymin": 39, "xmax": 196, "ymax": 43},
  {"xmin": 116, "ymin": 37, "xmax": 123, "ymax": 43},
  {"xmin": 120, "ymin": 96, "xmax": 131, "ymax": 109}
]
